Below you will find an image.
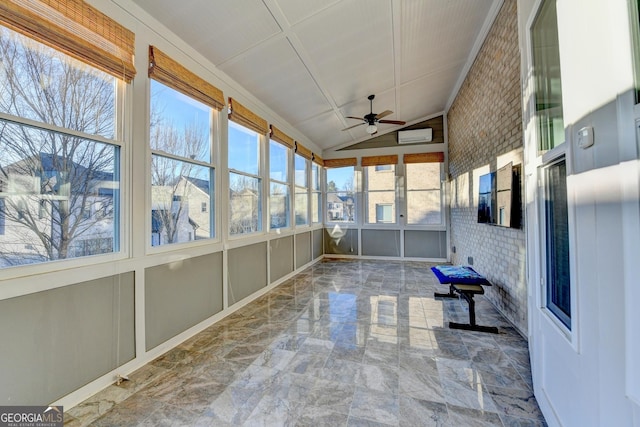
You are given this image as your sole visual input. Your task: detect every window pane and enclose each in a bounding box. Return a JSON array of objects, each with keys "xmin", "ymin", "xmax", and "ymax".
[
  {"xmin": 295, "ymin": 154, "xmax": 307, "ymax": 187},
  {"xmin": 150, "ymin": 80, "xmax": 211, "ymax": 162},
  {"xmin": 270, "ymin": 182, "xmax": 289, "ymax": 229},
  {"xmin": 365, "ymin": 165, "xmax": 396, "ymax": 224},
  {"xmin": 229, "ymin": 172, "xmax": 261, "ymax": 235},
  {"xmin": 407, "ymin": 190, "xmax": 442, "ymax": 224},
  {"xmin": 376, "ymin": 204, "xmax": 393, "ymax": 223},
  {"xmin": 0, "ymin": 119, "xmax": 119, "ymax": 266},
  {"xmin": 0, "ymin": 27, "xmax": 116, "ymax": 139},
  {"xmin": 312, "ymin": 163, "xmax": 321, "ymax": 191},
  {"xmin": 311, "ymin": 192, "xmax": 321, "ymax": 223},
  {"xmin": 406, "ymin": 163, "xmax": 442, "ymax": 225},
  {"xmin": 295, "ymin": 191, "xmax": 308, "ymax": 225},
  {"xmin": 270, "ymin": 141, "xmax": 288, "ymax": 182},
  {"xmin": 544, "ymin": 159, "xmax": 571, "ymax": 328},
  {"xmin": 367, "ymin": 165, "xmax": 395, "ymax": 190},
  {"xmin": 151, "ymin": 155, "xmax": 212, "ymax": 246},
  {"xmin": 326, "ymin": 167, "xmax": 354, "ymax": 192},
  {"xmin": 326, "ymin": 192, "xmax": 355, "ymax": 222},
  {"xmin": 368, "ymin": 191, "xmax": 396, "ymax": 224},
  {"xmin": 229, "ymin": 122, "xmax": 260, "ymax": 175},
  {"xmin": 406, "ymin": 163, "xmax": 440, "ymax": 190},
  {"xmin": 532, "ymin": 0, "xmax": 565, "ymax": 151}
]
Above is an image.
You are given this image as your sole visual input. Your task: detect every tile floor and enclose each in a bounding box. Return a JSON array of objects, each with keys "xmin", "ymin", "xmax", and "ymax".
[{"xmin": 65, "ymin": 259, "xmax": 547, "ymax": 426}]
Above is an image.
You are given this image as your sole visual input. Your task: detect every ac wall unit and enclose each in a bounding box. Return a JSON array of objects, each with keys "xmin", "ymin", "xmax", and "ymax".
[{"xmin": 397, "ymin": 128, "xmax": 433, "ymax": 144}]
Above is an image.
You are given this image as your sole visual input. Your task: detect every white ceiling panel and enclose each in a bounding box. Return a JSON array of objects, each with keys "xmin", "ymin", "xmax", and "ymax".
[
  {"xmin": 219, "ymin": 37, "xmax": 330, "ymax": 125},
  {"xmin": 127, "ymin": 0, "xmax": 501, "ymax": 151},
  {"xmin": 132, "ymin": 0, "xmax": 282, "ymax": 66},
  {"xmin": 399, "ymin": 67, "xmax": 462, "ymax": 119},
  {"xmin": 292, "ymin": 0, "xmax": 395, "ymax": 107},
  {"xmin": 274, "ymin": 0, "xmax": 341, "ymax": 26},
  {"xmin": 401, "ymin": 0, "xmax": 494, "ymax": 84},
  {"xmin": 295, "ymin": 111, "xmax": 355, "ymax": 148}
]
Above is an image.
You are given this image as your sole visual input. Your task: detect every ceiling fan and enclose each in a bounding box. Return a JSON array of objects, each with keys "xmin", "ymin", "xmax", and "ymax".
[{"xmin": 342, "ymin": 94, "xmax": 406, "ymax": 135}]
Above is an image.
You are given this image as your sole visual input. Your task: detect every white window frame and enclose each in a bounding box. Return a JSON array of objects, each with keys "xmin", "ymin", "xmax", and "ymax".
[
  {"xmin": 228, "ymin": 121, "xmax": 264, "ymax": 238},
  {"xmin": 311, "ymin": 162, "xmax": 322, "ymax": 224},
  {"xmin": 148, "ymin": 80, "xmax": 217, "ymax": 250},
  {"xmin": 538, "ymin": 151, "xmax": 574, "ymax": 335},
  {"xmin": 268, "ymin": 139, "xmax": 291, "ymax": 231},
  {"xmin": 364, "ymin": 164, "xmax": 397, "ymax": 226},
  {"xmin": 294, "ymin": 153, "xmax": 310, "ymax": 227},
  {"xmin": 404, "ymin": 162, "xmax": 445, "ymax": 228},
  {"xmin": 324, "ymin": 166, "xmax": 357, "ymax": 224},
  {"xmin": 0, "ymin": 26, "xmax": 129, "ymax": 279}
]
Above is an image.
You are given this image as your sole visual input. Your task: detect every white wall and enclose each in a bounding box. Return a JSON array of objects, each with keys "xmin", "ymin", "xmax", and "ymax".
[{"xmin": 520, "ymin": 0, "xmax": 640, "ymax": 426}]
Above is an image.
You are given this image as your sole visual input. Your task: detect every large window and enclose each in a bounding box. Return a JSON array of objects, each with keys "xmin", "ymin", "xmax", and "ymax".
[
  {"xmin": 326, "ymin": 166, "xmax": 355, "ymax": 222},
  {"xmin": 150, "ymin": 80, "xmax": 214, "ymax": 246},
  {"xmin": 0, "ymin": 26, "xmax": 122, "ymax": 268},
  {"xmin": 365, "ymin": 164, "xmax": 396, "ymax": 224},
  {"xmin": 532, "ymin": 0, "xmax": 565, "ymax": 152},
  {"xmin": 405, "ymin": 162, "xmax": 443, "ymax": 225},
  {"xmin": 229, "ymin": 121, "xmax": 262, "ymax": 235},
  {"xmin": 294, "ymin": 154, "xmax": 309, "ymax": 225},
  {"xmin": 269, "ymin": 140, "xmax": 290, "ymax": 229},
  {"xmin": 543, "ymin": 158, "xmax": 571, "ymax": 329}
]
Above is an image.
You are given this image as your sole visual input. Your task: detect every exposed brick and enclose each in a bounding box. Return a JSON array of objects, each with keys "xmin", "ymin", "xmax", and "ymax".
[{"xmin": 447, "ymin": 0, "xmax": 527, "ymax": 335}]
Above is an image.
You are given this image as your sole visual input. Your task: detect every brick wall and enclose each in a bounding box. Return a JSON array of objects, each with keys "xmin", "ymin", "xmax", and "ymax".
[{"xmin": 447, "ymin": 0, "xmax": 527, "ymax": 335}]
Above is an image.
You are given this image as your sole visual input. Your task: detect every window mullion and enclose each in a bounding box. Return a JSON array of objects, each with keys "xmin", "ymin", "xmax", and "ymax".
[{"xmin": 0, "ymin": 112, "xmax": 122, "ymax": 147}]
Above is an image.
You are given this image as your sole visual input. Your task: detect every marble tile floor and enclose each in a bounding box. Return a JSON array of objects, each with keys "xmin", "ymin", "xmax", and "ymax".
[{"xmin": 65, "ymin": 259, "xmax": 547, "ymax": 426}]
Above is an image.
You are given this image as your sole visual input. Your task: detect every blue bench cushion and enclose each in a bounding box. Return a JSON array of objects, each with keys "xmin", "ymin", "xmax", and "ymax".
[{"xmin": 431, "ymin": 265, "xmax": 491, "ymax": 286}]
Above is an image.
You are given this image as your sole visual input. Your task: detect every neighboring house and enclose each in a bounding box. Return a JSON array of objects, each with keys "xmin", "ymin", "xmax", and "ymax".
[
  {"xmin": 0, "ymin": 153, "xmax": 116, "ymax": 266},
  {"xmin": 229, "ymin": 187, "xmax": 260, "ymax": 234},
  {"xmin": 151, "ymin": 175, "xmax": 212, "ymax": 246},
  {"xmin": 366, "ymin": 165, "xmax": 396, "ymax": 223},
  {"xmin": 269, "ymin": 190, "xmax": 288, "ymax": 229},
  {"xmin": 326, "ymin": 192, "xmax": 354, "ymax": 221}
]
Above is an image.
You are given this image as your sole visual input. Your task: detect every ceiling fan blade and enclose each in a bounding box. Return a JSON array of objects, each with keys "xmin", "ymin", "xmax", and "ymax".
[
  {"xmin": 378, "ymin": 119, "xmax": 406, "ymax": 125},
  {"xmin": 342, "ymin": 122, "xmax": 365, "ymax": 131},
  {"xmin": 375, "ymin": 110, "xmax": 393, "ymax": 119},
  {"xmin": 346, "ymin": 116, "xmax": 365, "ymax": 121}
]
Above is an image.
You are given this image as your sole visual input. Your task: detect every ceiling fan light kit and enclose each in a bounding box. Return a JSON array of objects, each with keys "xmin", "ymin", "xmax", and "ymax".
[{"xmin": 342, "ymin": 94, "xmax": 406, "ymax": 135}]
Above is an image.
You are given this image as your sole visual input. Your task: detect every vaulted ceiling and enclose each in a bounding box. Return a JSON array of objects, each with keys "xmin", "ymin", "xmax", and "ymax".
[{"xmin": 126, "ymin": 0, "xmax": 500, "ymax": 151}]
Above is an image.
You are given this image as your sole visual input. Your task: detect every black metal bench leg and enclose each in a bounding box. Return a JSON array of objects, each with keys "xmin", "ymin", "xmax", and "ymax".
[
  {"xmin": 448, "ymin": 292, "xmax": 499, "ymax": 334},
  {"xmin": 468, "ymin": 296, "xmax": 476, "ymax": 326}
]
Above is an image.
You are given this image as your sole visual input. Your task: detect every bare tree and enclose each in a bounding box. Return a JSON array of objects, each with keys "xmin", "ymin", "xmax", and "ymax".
[
  {"xmin": 229, "ymin": 174, "xmax": 260, "ymax": 234},
  {"xmin": 269, "ymin": 182, "xmax": 287, "ymax": 228},
  {"xmin": 149, "ymin": 88, "xmax": 209, "ymax": 245},
  {"xmin": 150, "ymin": 124, "xmax": 203, "ymax": 244},
  {"xmin": 0, "ymin": 28, "xmax": 117, "ymax": 265}
]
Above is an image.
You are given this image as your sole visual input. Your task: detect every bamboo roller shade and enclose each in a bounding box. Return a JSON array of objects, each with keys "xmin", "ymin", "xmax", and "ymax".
[
  {"xmin": 361, "ymin": 155, "xmax": 398, "ymax": 167},
  {"xmin": 294, "ymin": 142, "xmax": 312, "ymax": 160},
  {"xmin": 312, "ymin": 153, "xmax": 323, "ymax": 166},
  {"xmin": 269, "ymin": 125, "xmax": 294, "ymax": 148},
  {"xmin": 228, "ymin": 98, "xmax": 269, "ymax": 135},
  {"xmin": 403, "ymin": 152, "xmax": 445, "ymax": 163},
  {"xmin": 0, "ymin": 0, "xmax": 136, "ymax": 82},
  {"xmin": 323, "ymin": 158, "xmax": 357, "ymax": 168},
  {"xmin": 149, "ymin": 46, "xmax": 224, "ymax": 111}
]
